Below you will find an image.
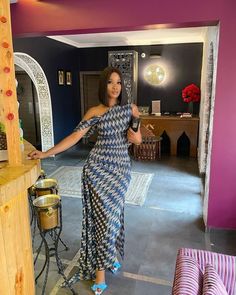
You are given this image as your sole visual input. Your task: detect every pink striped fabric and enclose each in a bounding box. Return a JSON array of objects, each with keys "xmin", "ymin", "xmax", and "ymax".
[
  {"xmin": 203, "ymin": 264, "xmax": 228, "ymax": 295},
  {"xmin": 179, "ymin": 248, "xmax": 236, "ymax": 295},
  {"xmin": 172, "ymin": 255, "xmax": 203, "ymax": 295}
]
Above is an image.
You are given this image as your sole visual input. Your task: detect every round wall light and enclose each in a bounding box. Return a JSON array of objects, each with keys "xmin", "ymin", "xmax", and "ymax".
[
  {"xmin": 144, "ymin": 64, "xmax": 165, "ymax": 85},
  {"xmin": 141, "ymin": 52, "xmax": 146, "ymax": 58}
]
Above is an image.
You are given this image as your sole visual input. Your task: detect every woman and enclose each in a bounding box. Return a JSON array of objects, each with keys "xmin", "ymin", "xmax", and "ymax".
[{"xmin": 28, "ymin": 67, "xmax": 142, "ymax": 295}]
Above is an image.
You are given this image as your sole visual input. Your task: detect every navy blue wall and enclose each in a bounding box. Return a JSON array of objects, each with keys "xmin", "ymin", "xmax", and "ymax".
[
  {"xmin": 79, "ymin": 43, "xmax": 203, "ymax": 114},
  {"xmin": 13, "ymin": 37, "xmax": 81, "ymax": 143},
  {"xmin": 13, "ymin": 37, "xmax": 202, "ymax": 143}
]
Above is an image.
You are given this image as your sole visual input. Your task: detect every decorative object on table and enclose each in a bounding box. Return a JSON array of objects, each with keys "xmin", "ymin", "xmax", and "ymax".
[
  {"xmin": 151, "ymin": 100, "xmax": 161, "ymax": 115},
  {"xmin": 66, "ymin": 71, "xmax": 72, "ymax": 85},
  {"xmin": 138, "ymin": 106, "xmax": 149, "ymax": 115},
  {"xmin": 58, "ymin": 70, "xmax": 64, "ymax": 85},
  {"xmin": 182, "ymin": 83, "xmax": 201, "ymax": 114},
  {"xmin": 180, "ymin": 113, "xmax": 193, "ymax": 118}
]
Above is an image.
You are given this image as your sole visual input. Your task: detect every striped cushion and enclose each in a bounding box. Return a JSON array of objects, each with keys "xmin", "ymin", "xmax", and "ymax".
[
  {"xmin": 172, "ymin": 255, "xmax": 203, "ymax": 295},
  {"xmin": 179, "ymin": 248, "xmax": 236, "ymax": 295},
  {"xmin": 203, "ymin": 264, "xmax": 228, "ymax": 295}
]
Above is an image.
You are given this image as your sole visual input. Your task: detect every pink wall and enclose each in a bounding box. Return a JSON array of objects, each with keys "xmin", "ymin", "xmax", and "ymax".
[{"xmin": 10, "ymin": 0, "xmax": 236, "ymax": 229}]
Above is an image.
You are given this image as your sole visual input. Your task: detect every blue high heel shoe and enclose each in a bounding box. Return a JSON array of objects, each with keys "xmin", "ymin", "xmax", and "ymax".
[
  {"xmin": 110, "ymin": 261, "xmax": 121, "ymax": 274},
  {"xmin": 91, "ymin": 282, "xmax": 107, "ymax": 295}
]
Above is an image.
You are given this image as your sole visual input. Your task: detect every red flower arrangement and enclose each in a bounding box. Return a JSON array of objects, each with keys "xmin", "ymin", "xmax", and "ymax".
[{"xmin": 182, "ymin": 83, "xmax": 201, "ymax": 103}]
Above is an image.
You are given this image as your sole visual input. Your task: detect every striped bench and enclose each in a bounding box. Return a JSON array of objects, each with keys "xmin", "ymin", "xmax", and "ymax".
[{"xmin": 172, "ymin": 248, "xmax": 236, "ymax": 295}]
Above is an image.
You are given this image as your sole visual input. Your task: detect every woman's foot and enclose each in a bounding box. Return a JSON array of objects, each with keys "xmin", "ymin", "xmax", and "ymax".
[
  {"xmin": 92, "ymin": 270, "xmax": 107, "ymax": 295},
  {"xmin": 91, "ymin": 282, "xmax": 107, "ymax": 295}
]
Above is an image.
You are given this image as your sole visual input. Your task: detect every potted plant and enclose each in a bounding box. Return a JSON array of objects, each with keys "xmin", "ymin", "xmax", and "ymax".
[{"xmin": 182, "ymin": 83, "xmax": 201, "ymax": 114}]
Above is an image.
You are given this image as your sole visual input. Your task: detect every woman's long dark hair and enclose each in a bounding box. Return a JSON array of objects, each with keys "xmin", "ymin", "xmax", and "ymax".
[{"xmin": 98, "ymin": 66, "xmax": 128, "ymax": 106}]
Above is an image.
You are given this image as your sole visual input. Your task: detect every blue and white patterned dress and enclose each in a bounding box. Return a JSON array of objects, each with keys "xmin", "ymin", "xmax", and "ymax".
[{"xmin": 72, "ymin": 103, "xmax": 132, "ymax": 281}]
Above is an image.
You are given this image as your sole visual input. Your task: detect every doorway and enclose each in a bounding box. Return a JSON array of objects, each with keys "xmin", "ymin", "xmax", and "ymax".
[
  {"xmin": 80, "ymin": 71, "xmax": 101, "ymax": 143},
  {"xmin": 15, "ymin": 70, "xmax": 41, "ymax": 149},
  {"xmin": 14, "ymin": 52, "xmax": 54, "ymax": 152},
  {"xmin": 80, "ymin": 71, "xmax": 101, "ymax": 117}
]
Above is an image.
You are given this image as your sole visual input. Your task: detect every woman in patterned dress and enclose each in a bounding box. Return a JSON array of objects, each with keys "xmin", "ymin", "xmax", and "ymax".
[{"xmin": 28, "ymin": 67, "xmax": 142, "ymax": 294}]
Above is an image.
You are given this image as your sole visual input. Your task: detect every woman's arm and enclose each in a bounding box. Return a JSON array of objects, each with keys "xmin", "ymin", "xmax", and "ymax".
[
  {"xmin": 127, "ymin": 104, "xmax": 142, "ymax": 145},
  {"xmin": 28, "ymin": 108, "xmax": 96, "ymax": 159},
  {"xmin": 28, "ymin": 128, "xmax": 89, "ymax": 159}
]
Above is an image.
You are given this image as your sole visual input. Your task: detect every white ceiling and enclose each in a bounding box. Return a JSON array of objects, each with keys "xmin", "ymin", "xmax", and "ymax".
[{"xmin": 48, "ymin": 26, "xmax": 208, "ymax": 48}]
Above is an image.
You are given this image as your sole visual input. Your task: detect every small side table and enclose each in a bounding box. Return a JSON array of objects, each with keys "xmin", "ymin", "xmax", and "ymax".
[{"xmin": 133, "ymin": 136, "xmax": 162, "ymax": 161}]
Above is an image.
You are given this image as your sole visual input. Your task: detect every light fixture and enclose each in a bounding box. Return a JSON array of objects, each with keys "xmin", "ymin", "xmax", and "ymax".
[
  {"xmin": 144, "ymin": 64, "xmax": 165, "ymax": 85},
  {"xmin": 141, "ymin": 52, "xmax": 146, "ymax": 58}
]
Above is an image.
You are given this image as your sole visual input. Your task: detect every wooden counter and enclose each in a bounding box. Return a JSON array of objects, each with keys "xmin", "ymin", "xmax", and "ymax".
[
  {"xmin": 0, "ymin": 1, "xmax": 41, "ymax": 293},
  {"xmin": 140, "ymin": 115, "xmax": 199, "ymax": 157},
  {"xmin": 0, "ymin": 141, "xmax": 40, "ymax": 295}
]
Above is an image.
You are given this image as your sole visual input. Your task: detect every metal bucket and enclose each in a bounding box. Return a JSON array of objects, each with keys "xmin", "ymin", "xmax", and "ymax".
[
  {"xmin": 33, "ymin": 194, "xmax": 61, "ymax": 230},
  {"xmin": 28, "ymin": 170, "xmax": 48, "ymax": 197},
  {"xmin": 34, "ymin": 178, "xmax": 58, "ymax": 197}
]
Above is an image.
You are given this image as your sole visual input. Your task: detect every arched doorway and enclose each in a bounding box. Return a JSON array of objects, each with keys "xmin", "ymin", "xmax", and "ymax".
[{"xmin": 14, "ymin": 52, "xmax": 54, "ymax": 152}]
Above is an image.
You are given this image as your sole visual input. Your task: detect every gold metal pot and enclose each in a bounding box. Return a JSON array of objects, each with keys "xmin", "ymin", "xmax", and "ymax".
[
  {"xmin": 34, "ymin": 178, "xmax": 58, "ymax": 197},
  {"xmin": 33, "ymin": 194, "xmax": 61, "ymax": 230}
]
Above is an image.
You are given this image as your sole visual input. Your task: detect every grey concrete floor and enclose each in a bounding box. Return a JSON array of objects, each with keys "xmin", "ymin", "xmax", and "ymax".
[{"xmin": 32, "ymin": 143, "xmax": 236, "ymax": 295}]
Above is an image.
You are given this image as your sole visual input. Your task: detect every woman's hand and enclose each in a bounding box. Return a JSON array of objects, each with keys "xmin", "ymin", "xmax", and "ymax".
[
  {"xmin": 127, "ymin": 127, "xmax": 142, "ymax": 145},
  {"xmin": 131, "ymin": 103, "xmax": 140, "ymax": 117},
  {"xmin": 28, "ymin": 150, "xmax": 47, "ymax": 160},
  {"xmin": 128, "ymin": 104, "xmax": 142, "ymax": 145}
]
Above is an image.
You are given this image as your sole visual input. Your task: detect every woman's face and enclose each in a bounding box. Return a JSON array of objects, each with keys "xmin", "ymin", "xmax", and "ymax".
[{"xmin": 107, "ymin": 72, "xmax": 121, "ymax": 102}]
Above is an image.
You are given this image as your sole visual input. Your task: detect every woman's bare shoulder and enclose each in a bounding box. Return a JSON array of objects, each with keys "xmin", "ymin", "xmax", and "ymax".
[{"xmin": 83, "ymin": 104, "xmax": 108, "ymax": 120}]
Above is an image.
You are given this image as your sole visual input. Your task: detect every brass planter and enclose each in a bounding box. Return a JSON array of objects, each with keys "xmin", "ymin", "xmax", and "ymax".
[
  {"xmin": 33, "ymin": 194, "xmax": 61, "ymax": 230},
  {"xmin": 34, "ymin": 178, "xmax": 58, "ymax": 197}
]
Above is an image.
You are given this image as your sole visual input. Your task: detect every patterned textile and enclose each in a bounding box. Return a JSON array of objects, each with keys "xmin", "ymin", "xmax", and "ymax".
[
  {"xmin": 176, "ymin": 248, "xmax": 236, "ymax": 295},
  {"xmin": 70, "ymin": 104, "xmax": 132, "ymax": 281},
  {"xmin": 48, "ymin": 166, "xmax": 153, "ymax": 206},
  {"xmin": 203, "ymin": 264, "xmax": 228, "ymax": 295},
  {"xmin": 172, "ymin": 255, "xmax": 203, "ymax": 295}
]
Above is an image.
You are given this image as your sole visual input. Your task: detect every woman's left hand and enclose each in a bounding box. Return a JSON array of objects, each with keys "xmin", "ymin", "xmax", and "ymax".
[
  {"xmin": 128, "ymin": 103, "xmax": 142, "ymax": 145},
  {"xmin": 127, "ymin": 127, "xmax": 142, "ymax": 145}
]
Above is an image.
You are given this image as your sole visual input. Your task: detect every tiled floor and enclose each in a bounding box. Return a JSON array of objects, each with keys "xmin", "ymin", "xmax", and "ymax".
[{"xmin": 32, "ymin": 143, "xmax": 236, "ymax": 295}]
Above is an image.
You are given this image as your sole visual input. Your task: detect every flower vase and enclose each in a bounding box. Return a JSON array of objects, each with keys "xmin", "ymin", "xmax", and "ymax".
[{"xmin": 187, "ymin": 102, "xmax": 193, "ymax": 114}]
